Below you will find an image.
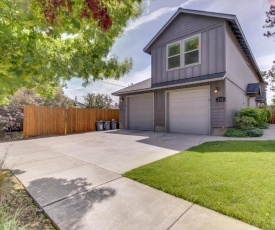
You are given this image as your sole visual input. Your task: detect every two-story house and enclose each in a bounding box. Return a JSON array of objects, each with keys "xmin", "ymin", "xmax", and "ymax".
[{"xmin": 112, "ymin": 8, "xmax": 266, "ymax": 135}]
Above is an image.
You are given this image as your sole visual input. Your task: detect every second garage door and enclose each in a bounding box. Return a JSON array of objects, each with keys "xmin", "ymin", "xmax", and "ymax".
[
  {"xmin": 167, "ymin": 86, "xmax": 210, "ymax": 135},
  {"xmin": 127, "ymin": 93, "xmax": 154, "ymax": 131}
]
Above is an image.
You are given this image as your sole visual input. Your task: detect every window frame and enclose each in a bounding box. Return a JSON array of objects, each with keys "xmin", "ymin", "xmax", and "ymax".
[
  {"xmin": 166, "ymin": 33, "xmax": 201, "ymax": 71},
  {"xmin": 166, "ymin": 41, "xmax": 181, "ymax": 71}
]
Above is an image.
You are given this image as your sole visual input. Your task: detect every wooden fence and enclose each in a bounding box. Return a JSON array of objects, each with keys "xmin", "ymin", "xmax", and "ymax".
[
  {"xmin": 270, "ymin": 109, "xmax": 275, "ymax": 124},
  {"xmin": 23, "ymin": 105, "xmax": 119, "ymax": 137}
]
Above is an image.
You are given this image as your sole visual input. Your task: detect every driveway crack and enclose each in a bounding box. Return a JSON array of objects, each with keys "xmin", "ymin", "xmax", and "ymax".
[{"xmin": 167, "ymin": 203, "xmax": 194, "ymax": 230}]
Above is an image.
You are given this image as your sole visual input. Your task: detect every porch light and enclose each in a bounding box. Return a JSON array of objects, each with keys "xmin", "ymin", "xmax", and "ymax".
[
  {"xmin": 214, "ymin": 87, "xmax": 219, "ymax": 94},
  {"xmin": 120, "ymin": 97, "xmax": 124, "ymax": 102}
]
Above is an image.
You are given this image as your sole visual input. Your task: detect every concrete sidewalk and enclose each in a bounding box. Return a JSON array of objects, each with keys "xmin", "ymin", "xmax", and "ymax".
[{"xmin": 1, "ymin": 128, "xmax": 271, "ymax": 230}]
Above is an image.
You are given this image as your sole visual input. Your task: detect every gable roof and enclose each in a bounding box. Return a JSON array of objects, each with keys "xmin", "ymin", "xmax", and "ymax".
[
  {"xmin": 112, "ymin": 79, "xmax": 151, "ymax": 95},
  {"xmin": 143, "ymin": 8, "xmax": 262, "ymax": 81}
]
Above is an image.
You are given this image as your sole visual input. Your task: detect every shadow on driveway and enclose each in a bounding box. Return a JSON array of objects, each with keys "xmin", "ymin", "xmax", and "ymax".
[{"xmin": 26, "ymin": 177, "xmax": 116, "ymax": 230}]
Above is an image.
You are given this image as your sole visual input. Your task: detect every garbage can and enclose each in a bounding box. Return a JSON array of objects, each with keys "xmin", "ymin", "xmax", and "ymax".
[
  {"xmin": 96, "ymin": 121, "xmax": 104, "ymax": 131},
  {"xmin": 103, "ymin": 121, "xmax": 111, "ymax": 130},
  {"xmin": 111, "ymin": 120, "xmax": 117, "ymax": 130}
]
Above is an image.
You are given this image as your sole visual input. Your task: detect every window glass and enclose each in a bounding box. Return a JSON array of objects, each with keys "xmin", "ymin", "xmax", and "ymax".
[
  {"xmin": 168, "ymin": 43, "xmax": 180, "ymax": 57},
  {"xmin": 168, "ymin": 43, "xmax": 180, "ymax": 69},
  {"xmin": 168, "ymin": 56, "xmax": 180, "ymax": 69},
  {"xmin": 184, "ymin": 36, "xmax": 199, "ymax": 52},
  {"xmin": 185, "ymin": 50, "xmax": 199, "ymax": 65}
]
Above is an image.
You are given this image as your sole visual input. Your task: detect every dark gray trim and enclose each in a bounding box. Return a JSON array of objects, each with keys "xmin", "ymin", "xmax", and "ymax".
[
  {"xmin": 246, "ymin": 83, "xmax": 261, "ymax": 95},
  {"xmin": 151, "ymin": 72, "xmax": 226, "ymax": 88}
]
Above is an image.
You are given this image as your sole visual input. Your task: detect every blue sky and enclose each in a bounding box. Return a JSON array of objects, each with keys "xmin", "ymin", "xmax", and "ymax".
[{"xmin": 64, "ymin": 0, "xmax": 275, "ymax": 104}]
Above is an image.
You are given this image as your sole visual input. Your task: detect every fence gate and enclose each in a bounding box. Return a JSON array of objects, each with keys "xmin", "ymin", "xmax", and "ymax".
[{"xmin": 23, "ymin": 105, "xmax": 119, "ymax": 137}]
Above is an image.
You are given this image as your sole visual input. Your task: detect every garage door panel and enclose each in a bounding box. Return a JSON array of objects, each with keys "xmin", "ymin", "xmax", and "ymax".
[
  {"xmin": 168, "ymin": 86, "xmax": 210, "ymax": 135},
  {"xmin": 128, "ymin": 94, "xmax": 153, "ymax": 131}
]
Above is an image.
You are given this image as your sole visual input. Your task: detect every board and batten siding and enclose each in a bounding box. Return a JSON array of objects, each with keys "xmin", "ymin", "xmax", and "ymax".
[
  {"xmin": 150, "ymin": 14, "xmax": 226, "ymax": 85},
  {"xmin": 225, "ymin": 22, "xmax": 260, "ymax": 126},
  {"xmin": 154, "ymin": 81, "xmax": 225, "ymax": 129}
]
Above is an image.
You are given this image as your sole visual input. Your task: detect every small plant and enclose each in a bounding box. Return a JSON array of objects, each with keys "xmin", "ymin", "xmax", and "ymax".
[
  {"xmin": 246, "ymin": 128, "xmax": 263, "ymax": 137},
  {"xmin": 224, "ymin": 128, "xmax": 247, "ymax": 137},
  {"xmin": 224, "ymin": 128, "xmax": 263, "ymax": 137},
  {"xmin": 257, "ymin": 123, "xmax": 269, "ymax": 129},
  {"xmin": 234, "ymin": 116, "xmax": 257, "ymax": 130}
]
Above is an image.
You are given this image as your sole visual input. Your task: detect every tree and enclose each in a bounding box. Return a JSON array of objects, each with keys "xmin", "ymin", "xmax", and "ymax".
[
  {"xmin": 84, "ymin": 93, "xmax": 113, "ymax": 108},
  {"xmin": 0, "ymin": 0, "xmax": 143, "ymax": 99},
  {"xmin": 264, "ymin": 3, "xmax": 275, "ymax": 37}
]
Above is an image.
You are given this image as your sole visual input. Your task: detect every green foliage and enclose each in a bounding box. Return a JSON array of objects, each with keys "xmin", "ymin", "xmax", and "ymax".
[
  {"xmin": 0, "ymin": 0, "xmax": 143, "ymax": 98},
  {"xmin": 239, "ymin": 108, "xmax": 263, "ymax": 124},
  {"xmin": 84, "ymin": 93, "xmax": 113, "ymax": 109},
  {"xmin": 233, "ymin": 116, "xmax": 257, "ymax": 130},
  {"xmin": 258, "ymin": 123, "xmax": 269, "ymax": 129},
  {"xmin": 224, "ymin": 128, "xmax": 263, "ymax": 137},
  {"xmin": 246, "ymin": 128, "xmax": 263, "ymax": 137},
  {"xmin": 262, "ymin": 108, "xmax": 272, "ymax": 122},
  {"xmin": 124, "ymin": 141, "xmax": 275, "ymax": 230},
  {"xmin": 224, "ymin": 128, "xmax": 248, "ymax": 137}
]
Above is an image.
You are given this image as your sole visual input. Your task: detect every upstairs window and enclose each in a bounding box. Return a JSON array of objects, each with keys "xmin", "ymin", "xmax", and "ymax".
[
  {"xmin": 167, "ymin": 43, "xmax": 181, "ymax": 70},
  {"xmin": 184, "ymin": 35, "xmax": 200, "ymax": 66},
  {"xmin": 166, "ymin": 34, "xmax": 200, "ymax": 71}
]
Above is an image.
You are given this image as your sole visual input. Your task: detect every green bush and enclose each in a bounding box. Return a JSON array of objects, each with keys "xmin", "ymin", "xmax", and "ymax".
[
  {"xmin": 224, "ymin": 128, "xmax": 263, "ymax": 137},
  {"xmin": 262, "ymin": 109, "xmax": 272, "ymax": 122},
  {"xmin": 239, "ymin": 108, "xmax": 263, "ymax": 125},
  {"xmin": 246, "ymin": 128, "xmax": 263, "ymax": 137},
  {"xmin": 257, "ymin": 123, "xmax": 269, "ymax": 129},
  {"xmin": 224, "ymin": 128, "xmax": 247, "ymax": 137},
  {"xmin": 233, "ymin": 116, "xmax": 257, "ymax": 130}
]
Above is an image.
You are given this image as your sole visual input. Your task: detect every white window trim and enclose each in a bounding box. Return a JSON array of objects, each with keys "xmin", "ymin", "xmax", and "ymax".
[{"xmin": 166, "ymin": 33, "xmax": 201, "ymax": 71}]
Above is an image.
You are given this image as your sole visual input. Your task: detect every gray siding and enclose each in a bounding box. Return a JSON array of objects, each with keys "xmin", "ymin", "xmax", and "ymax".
[
  {"xmin": 225, "ymin": 22, "xmax": 259, "ymax": 90},
  {"xmin": 225, "ymin": 79, "xmax": 248, "ymax": 126},
  {"xmin": 151, "ymin": 14, "xmax": 225, "ymax": 85},
  {"xmin": 225, "ymin": 22, "xmax": 259, "ymax": 126}
]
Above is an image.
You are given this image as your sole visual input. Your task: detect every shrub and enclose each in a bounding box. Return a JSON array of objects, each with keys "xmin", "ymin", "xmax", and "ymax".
[
  {"xmin": 0, "ymin": 106, "xmax": 24, "ymax": 132},
  {"xmin": 262, "ymin": 109, "xmax": 272, "ymax": 122},
  {"xmin": 224, "ymin": 128, "xmax": 247, "ymax": 137},
  {"xmin": 257, "ymin": 123, "xmax": 269, "ymax": 129},
  {"xmin": 233, "ymin": 116, "xmax": 257, "ymax": 130},
  {"xmin": 239, "ymin": 108, "xmax": 264, "ymax": 125},
  {"xmin": 246, "ymin": 128, "xmax": 263, "ymax": 137},
  {"xmin": 224, "ymin": 128, "xmax": 263, "ymax": 137}
]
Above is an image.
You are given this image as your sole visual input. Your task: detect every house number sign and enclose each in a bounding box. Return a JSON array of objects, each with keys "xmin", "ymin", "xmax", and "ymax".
[{"xmin": 216, "ymin": 97, "xmax": 226, "ymax": 102}]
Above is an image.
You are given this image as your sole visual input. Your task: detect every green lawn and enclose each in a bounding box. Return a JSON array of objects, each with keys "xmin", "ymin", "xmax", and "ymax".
[{"xmin": 124, "ymin": 141, "xmax": 275, "ymax": 230}]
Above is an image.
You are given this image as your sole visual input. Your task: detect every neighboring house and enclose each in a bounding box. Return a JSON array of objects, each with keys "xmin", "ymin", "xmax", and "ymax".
[{"xmin": 112, "ymin": 8, "xmax": 266, "ymax": 135}]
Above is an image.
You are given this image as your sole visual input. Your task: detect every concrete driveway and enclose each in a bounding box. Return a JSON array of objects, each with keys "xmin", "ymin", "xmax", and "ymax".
[{"xmin": 0, "ymin": 130, "xmax": 263, "ymax": 230}]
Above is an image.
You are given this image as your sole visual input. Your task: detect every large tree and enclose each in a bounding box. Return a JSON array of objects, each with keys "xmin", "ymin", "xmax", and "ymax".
[
  {"xmin": 84, "ymin": 93, "xmax": 113, "ymax": 108},
  {"xmin": 0, "ymin": 0, "xmax": 142, "ymax": 102}
]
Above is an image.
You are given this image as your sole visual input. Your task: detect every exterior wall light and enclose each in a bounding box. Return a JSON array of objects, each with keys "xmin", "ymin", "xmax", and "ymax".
[
  {"xmin": 214, "ymin": 87, "xmax": 219, "ymax": 94},
  {"xmin": 120, "ymin": 97, "xmax": 124, "ymax": 102}
]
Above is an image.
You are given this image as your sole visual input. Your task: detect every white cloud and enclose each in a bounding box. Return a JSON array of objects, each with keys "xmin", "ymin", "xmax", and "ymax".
[
  {"xmin": 125, "ymin": 0, "xmax": 196, "ymax": 33},
  {"xmin": 257, "ymin": 54, "xmax": 275, "ymax": 71}
]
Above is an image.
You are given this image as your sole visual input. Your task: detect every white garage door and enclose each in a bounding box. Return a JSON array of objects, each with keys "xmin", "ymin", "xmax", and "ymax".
[
  {"xmin": 167, "ymin": 86, "xmax": 210, "ymax": 135},
  {"xmin": 127, "ymin": 93, "xmax": 154, "ymax": 131}
]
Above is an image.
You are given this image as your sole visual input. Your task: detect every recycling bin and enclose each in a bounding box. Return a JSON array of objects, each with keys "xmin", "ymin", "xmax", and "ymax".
[
  {"xmin": 111, "ymin": 120, "xmax": 117, "ymax": 130},
  {"xmin": 96, "ymin": 121, "xmax": 104, "ymax": 131},
  {"xmin": 103, "ymin": 121, "xmax": 111, "ymax": 130}
]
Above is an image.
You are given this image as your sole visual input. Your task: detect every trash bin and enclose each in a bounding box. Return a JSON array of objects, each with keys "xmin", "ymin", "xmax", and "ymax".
[
  {"xmin": 96, "ymin": 121, "xmax": 104, "ymax": 131},
  {"xmin": 111, "ymin": 120, "xmax": 117, "ymax": 130},
  {"xmin": 103, "ymin": 121, "xmax": 111, "ymax": 130}
]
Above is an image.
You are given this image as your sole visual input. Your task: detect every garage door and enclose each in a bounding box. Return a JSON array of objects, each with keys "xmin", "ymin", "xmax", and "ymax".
[
  {"xmin": 167, "ymin": 86, "xmax": 210, "ymax": 134},
  {"xmin": 127, "ymin": 93, "xmax": 154, "ymax": 131}
]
